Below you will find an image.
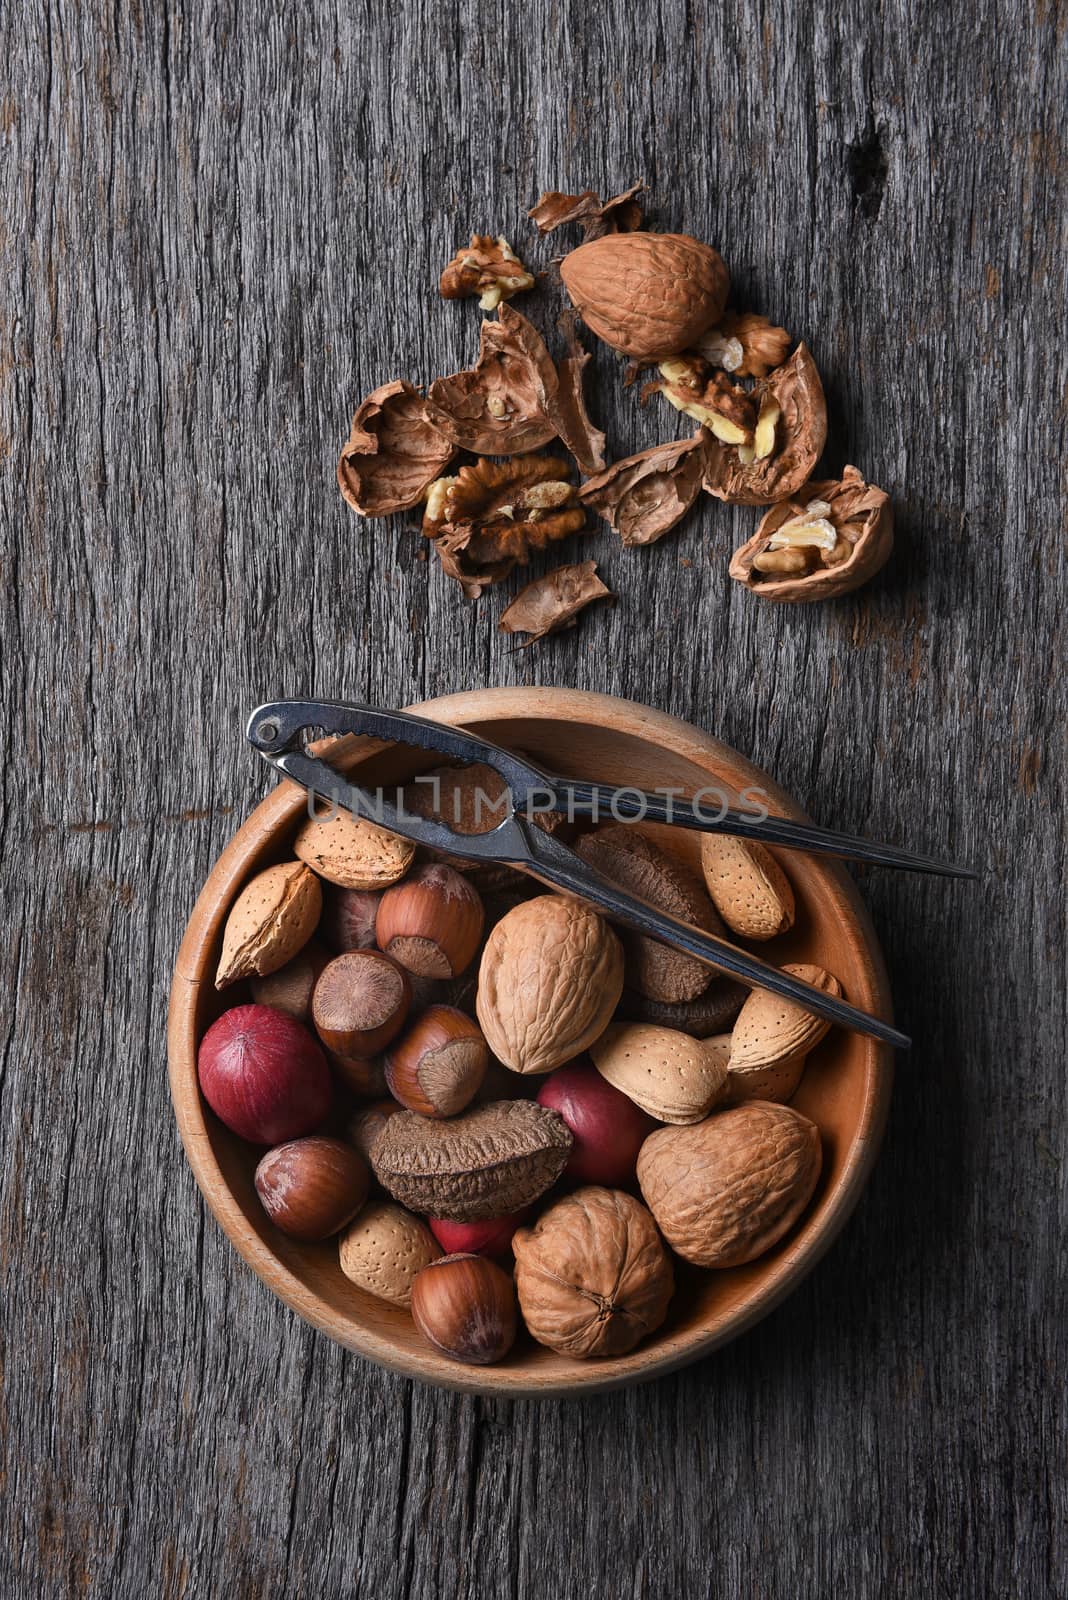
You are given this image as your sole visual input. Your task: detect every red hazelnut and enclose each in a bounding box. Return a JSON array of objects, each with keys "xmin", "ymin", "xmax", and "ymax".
[{"xmin": 536, "ymin": 1059, "xmax": 655, "ymax": 1187}]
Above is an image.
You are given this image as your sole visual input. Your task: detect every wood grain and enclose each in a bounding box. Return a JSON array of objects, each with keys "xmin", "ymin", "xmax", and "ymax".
[{"xmin": 1, "ymin": 0, "xmax": 1065, "ymax": 1594}]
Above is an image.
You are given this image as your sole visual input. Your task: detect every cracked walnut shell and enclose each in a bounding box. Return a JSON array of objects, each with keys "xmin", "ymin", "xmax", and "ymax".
[
  {"xmin": 701, "ymin": 343, "xmax": 828, "ymax": 506},
  {"xmin": 528, "ymin": 181, "xmax": 644, "ymax": 241},
  {"xmin": 425, "ymin": 305, "xmax": 605, "ymax": 471},
  {"xmin": 578, "ymin": 434, "xmax": 705, "ymax": 547},
  {"xmin": 423, "ymin": 304, "xmax": 558, "ymax": 456},
  {"xmin": 422, "ymin": 456, "xmax": 586, "ymax": 598},
  {"xmin": 512, "ymin": 1186, "xmax": 674, "ymax": 1358},
  {"xmin": 729, "ymin": 466, "xmax": 894, "ymax": 602},
  {"xmin": 637, "ymin": 1101, "xmax": 823, "ymax": 1268},
  {"xmin": 476, "ymin": 895, "xmax": 624, "ymax": 1074},
  {"xmin": 498, "ymin": 560, "xmax": 613, "ymax": 645},
  {"xmin": 337, "ymin": 380, "xmax": 457, "ymax": 517}
]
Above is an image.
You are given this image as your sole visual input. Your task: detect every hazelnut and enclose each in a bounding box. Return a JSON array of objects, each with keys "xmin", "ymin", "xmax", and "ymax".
[
  {"xmin": 319, "ymin": 886, "xmax": 383, "ymax": 953},
  {"xmin": 410, "ymin": 1253, "xmax": 518, "ymax": 1365},
  {"xmin": 328, "ymin": 1051, "xmax": 389, "ymax": 1098},
  {"xmin": 385, "ymin": 1006, "xmax": 489, "ymax": 1118},
  {"xmin": 254, "ymin": 1136, "xmax": 370, "ymax": 1241},
  {"xmin": 249, "ymin": 939, "xmax": 329, "ymax": 1022},
  {"xmin": 375, "ymin": 864, "xmax": 484, "ymax": 979},
  {"xmin": 312, "ymin": 950, "xmax": 411, "ymax": 1059}
]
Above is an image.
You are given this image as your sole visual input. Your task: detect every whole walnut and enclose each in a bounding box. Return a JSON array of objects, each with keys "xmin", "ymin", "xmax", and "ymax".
[
  {"xmin": 637, "ymin": 1101, "xmax": 822, "ymax": 1268},
  {"xmin": 512, "ymin": 1186, "xmax": 674, "ymax": 1358},
  {"xmin": 476, "ymin": 895, "xmax": 624, "ymax": 1075}
]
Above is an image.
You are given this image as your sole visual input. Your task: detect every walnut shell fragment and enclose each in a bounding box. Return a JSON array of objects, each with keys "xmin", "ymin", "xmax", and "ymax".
[
  {"xmin": 729, "ymin": 466, "xmax": 894, "ymax": 603},
  {"xmin": 552, "ymin": 313, "xmax": 607, "ymax": 474},
  {"xmin": 370, "ymin": 1100, "xmax": 573, "ymax": 1221},
  {"xmin": 425, "ymin": 304, "xmax": 606, "ymax": 470},
  {"xmin": 337, "ymin": 380, "xmax": 457, "ymax": 517},
  {"xmin": 512, "ymin": 1186, "xmax": 674, "ymax": 1358},
  {"xmin": 422, "ymin": 456, "xmax": 586, "ymax": 598},
  {"xmin": 498, "ymin": 561, "xmax": 612, "ymax": 646},
  {"xmin": 701, "ymin": 343, "xmax": 827, "ymax": 506},
  {"xmin": 424, "ymin": 304, "xmax": 559, "ymax": 456},
  {"xmin": 575, "ymin": 826, "xmax": 722, "ymax": 1001},
  {"xmin": 528, "ymin": 181, "xmax": 645, "ymax": 242},
  {"xmin": 440, "ymin": 234, "xmax": 535, "ymax": 311},
  {"xmin": 579, "ymin": 434, "xmax": 705, "ymax": 547}
]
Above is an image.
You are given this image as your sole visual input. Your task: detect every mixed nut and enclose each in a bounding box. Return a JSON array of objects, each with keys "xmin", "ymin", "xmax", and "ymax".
[
  {"xmin": 337, "ymin": 180, "xmax": 894, "ymax": 628},
  {"xmin": 197, "ymin": 778, "xmax": 845, "ymax": 1368}
]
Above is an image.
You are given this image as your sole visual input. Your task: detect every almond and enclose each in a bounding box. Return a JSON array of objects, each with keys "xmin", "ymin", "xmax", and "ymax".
[
  {"xmin": 699, "ymin": 835, "xmax": 795, "ymax": 941},
  {"xmin": 727, "ymin": 964, "xmax": 842, "ymax": 1103},
  {"xmin": 637, "ymin": 1101, "xmax": 822, "ymax": 1267},
  {"xmin": 337, "ymin": 1200, "xmax": 442, "ymax": 1306},
  {"xmin": 293, "ymin": 809, "xmax": 415, "ymax": 889},
  {"xmin": 559, "ymin": 232, "xmax": 729, "ymax": 359},
  {"xmin": 215, "ymin": 861, "xmax": 322, "ymax": 989},
  {"xmin": 590, "ymin": 1023, "xmax": 729, "ymax": 1124}
]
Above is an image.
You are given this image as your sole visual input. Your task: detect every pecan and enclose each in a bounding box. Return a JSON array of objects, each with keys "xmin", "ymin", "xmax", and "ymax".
[
  {"xmin": 439, "ymin": 234, "xmax": 535, "ymax": 311},
  {"xmin": 646, "ymin": 358, "xmax": 757, "ymax": 444},
  {"xmin": 693, "ymin": 312, "xmax": 793, "ymax": 379},
  {"xmin": 422, "ymin": 457, "xmax": 586, "ymax": 598},
  {"xmin": 701, "ymin": 343, "xmax": 828, "ymax": 506},
  {"xmin": 527, "ymin": 181, "xmax": 644, "ymax": 241},
  {"xmin": 498, "ymin": 560, "xmax": 612, "ymax": 646},
  {"xmin": 337, "ymin": 381, "xmax": 457, "ymax": 517},
  {"xmin": 729, "ymin": 466, "xmax": 893, "ymax": 602},
  {"xmin": 578, "ymin": 433, "xmax": 705, "ymax": 547}
]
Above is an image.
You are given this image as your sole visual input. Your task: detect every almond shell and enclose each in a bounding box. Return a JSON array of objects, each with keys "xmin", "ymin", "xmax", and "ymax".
[{"xmin": 215, "ymin": 861, "xmax": 322, "ymax": 989}]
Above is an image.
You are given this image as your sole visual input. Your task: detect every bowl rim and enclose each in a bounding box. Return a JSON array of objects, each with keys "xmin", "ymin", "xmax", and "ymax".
[{"xmin": 167, "ymin": 686, "xmax": 894, "ymax": 1397}]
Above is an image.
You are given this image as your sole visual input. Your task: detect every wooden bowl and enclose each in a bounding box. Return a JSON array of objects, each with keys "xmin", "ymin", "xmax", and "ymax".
[{"xmin": 168, "ymin": 687, "xmax": 893, "ymax": 1396}]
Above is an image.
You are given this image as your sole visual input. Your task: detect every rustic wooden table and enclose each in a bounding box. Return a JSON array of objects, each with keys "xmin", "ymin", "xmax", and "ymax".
[{"xmin": 2, "ymin": 2, "xmax": 1064, "ymax": 1595}]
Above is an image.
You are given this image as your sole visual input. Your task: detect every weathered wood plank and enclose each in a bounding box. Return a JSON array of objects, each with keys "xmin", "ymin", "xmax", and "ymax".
[{"xmin": 0, "ymin": 0, "xmax": 1065, "ymax": 1594}]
